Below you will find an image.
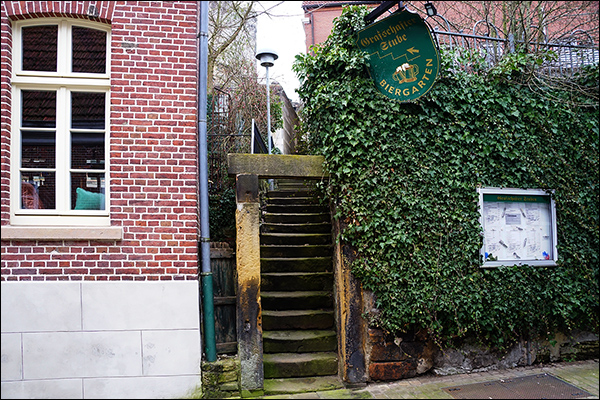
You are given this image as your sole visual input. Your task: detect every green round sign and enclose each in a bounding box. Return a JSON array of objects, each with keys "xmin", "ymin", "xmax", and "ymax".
[{"xmin": 356, "ymin": 10, "xmax": 440, "ymax": 102}]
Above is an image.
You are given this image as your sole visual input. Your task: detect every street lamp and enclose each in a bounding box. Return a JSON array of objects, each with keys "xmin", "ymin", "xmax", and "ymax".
[
  {"xmin": 425, "ymin": 2, "xmax": 437, "ymax": 17},
  {"xmin": 256, "ymin": 48, "xmax": 278, "ymax": 154}
]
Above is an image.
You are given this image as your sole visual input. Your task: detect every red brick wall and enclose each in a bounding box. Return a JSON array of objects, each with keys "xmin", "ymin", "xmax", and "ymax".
[
  {"xmin": 302, "ymin": 1, "xmax": 599, "ymax": 50},
  {"xmin": 304, "ymin": 7, "xmax": 343, "ymax": 52},
  {"xmin": 303, "ymin": 3, "xmax": 380, "ymax": 52},
  {"xmin": 1, "ymin": 1, "xmax": 200, "ymax": 281}
]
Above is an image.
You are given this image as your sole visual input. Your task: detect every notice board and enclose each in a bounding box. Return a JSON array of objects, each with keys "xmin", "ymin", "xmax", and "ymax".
[{"xmin": 478, "ymin": 188, "xmax": 558, "ymax": 267}]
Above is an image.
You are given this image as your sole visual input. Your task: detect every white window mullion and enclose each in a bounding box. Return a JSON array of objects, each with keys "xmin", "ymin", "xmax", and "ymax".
[
  {"xmin": 55, "ymin": 87, "xmax": 69, "ymax": 212},
  {"xmin": 11, "ymin": 88, "xmax": 22, "ymax": 216},
  {"xmin": 57, "ymin": 21, "xmax": 69, "ymax": 75},
  {"xmin": 103, "ymin": 91, "xmax": 110, "ymax": 210}
]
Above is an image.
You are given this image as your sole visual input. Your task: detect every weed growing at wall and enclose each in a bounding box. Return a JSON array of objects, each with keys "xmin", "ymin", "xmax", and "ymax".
[{"xmin": 294, "ymin": 6, "xmax": 599, "ymax": 349}]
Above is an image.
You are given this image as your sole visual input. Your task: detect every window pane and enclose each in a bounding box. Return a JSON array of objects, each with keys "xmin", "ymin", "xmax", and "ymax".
[
  {"xmin": 71, "ymin": 92, "xmax": 105, "ymax": 129},
  {"xmin": 72, "ymin": 27, "xmax": 106, "ymax": 73},
  {"xmin": 22, "ymin": 90, "xmax": 56, "ymax": 128},
  {"xmin": 21, "ymin": 131, "xmax": 55, "ymax": 168},
  {"xmin": 71, "ymin": 172, "xmax": 105, "ymax": 210},
  {"xmin": 22, "ymin": 25, "xmax": 58, "ymax": 72},
  {"xmin": 71, "ymin": 132, "xmax": 105, "ymax": 169},
  {"xmin": 21, "ymin": 172, "xmax": 55, "ymax": 209}
]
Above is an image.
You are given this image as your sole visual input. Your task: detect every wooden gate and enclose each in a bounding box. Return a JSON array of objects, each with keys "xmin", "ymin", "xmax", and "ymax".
[{"xmin": 210, "ymin": 242, "xmax": 237, "ymax": 354}]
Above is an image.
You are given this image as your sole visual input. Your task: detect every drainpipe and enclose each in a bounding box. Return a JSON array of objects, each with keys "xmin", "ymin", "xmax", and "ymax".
[
  {"xmin": 198, "ymin": 0, "xmax": 216, "ymax": 362},
  {"xmin": 310, "ymin": 13, "xmax": 314, "ymax": 49}
]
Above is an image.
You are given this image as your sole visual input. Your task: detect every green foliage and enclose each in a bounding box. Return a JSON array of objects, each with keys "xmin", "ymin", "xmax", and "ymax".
[
  {"xmin": 209, "ymin": 180, "xmax": 236, "ymax": 244},
  {"xmin": 294, "ymin": 6, "xmax": 599, "ymax": 349}
]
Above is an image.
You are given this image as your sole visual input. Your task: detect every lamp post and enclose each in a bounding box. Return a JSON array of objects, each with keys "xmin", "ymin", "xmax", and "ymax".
[
  {"xmin": 425, "ymin": 2, "xmax": 437, "ymax": 17},
  {"xmin": 256, "ymin": 48, "xmax": 278, "ymax": 154}
]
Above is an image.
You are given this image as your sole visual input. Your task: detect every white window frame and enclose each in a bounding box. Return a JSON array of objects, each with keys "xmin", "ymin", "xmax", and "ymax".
[
  {"xmin": 477, "ymin": 187, "xmax": 558, "ymax": 268},
  {"xmin": 10, "ymin": 19, "xmax": 111, "ymax": 227}
]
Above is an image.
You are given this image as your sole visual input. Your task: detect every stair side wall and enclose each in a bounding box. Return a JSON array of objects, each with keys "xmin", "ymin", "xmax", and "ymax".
[
  {"xmin": 331, "ymin": 217, "xmax": 368, "ymax": 385},
  {"xmin": 234, "ymin": 174, "xmax": 264, "ymax": 391}
]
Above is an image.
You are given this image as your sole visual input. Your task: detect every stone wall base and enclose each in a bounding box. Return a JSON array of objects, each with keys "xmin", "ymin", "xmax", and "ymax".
[
  {"xmin": 201, "ymin": 355, "xmax": 241, "ymax": 399},
  {"xmin": 366, "ymin": 327, "xmax": 599, "ymax": 381}
]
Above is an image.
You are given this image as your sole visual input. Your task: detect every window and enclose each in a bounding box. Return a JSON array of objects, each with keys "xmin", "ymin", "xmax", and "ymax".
[
  {"xmin": 11, "ymin": 19, "xmax": 110, "ymax": 226},
  {"xmin": 478, "ymin": 188, "xmax": 558, "ymax": 267}
]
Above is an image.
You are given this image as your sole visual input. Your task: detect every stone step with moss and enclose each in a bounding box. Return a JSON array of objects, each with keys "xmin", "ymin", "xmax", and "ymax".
[
  {"xmin": 262, "ymin": 309, "xmax": 335, "ymax": 331},
  {"xmin": 263, "ymin": 330, "xmax": 337, "ymax": 353},
  {"xmin": 262, "ymin": 375, "xmax": 343, "ymax": 395},
  {"xmin": 263, "ymin": 352, "xmax": 339, "ymax": 379},
  {"xmin": 261, "ymin": 290, "xmax": 333, "ymax": 310},
  {"xmin": 261, "ymin": 257, "xmax": 332, "ymax": 273},
  {"xmin": 265, "ymin": 204, "xmax": 329, "ymax": 214},
  {"xmin": 260, "ymin": 232, "xmax": 332, "ymax": 246},
  {"xmin": 265, "ymin": 196, "xmax": 320, "ymax": 205},
  {"xmin": 261, "ymin": 272, "xmax": 333, "ymax": 292},
  {"xmin": 261, "ymin": 221, "xmax": 332, "ymax": 234},
  {"xmin": 260, "ymin": 244, "xmax": 331, "ymax": 258},
  {"xmin": 263, "ymin": 212, "xmax": 331, "ymax": 224}
]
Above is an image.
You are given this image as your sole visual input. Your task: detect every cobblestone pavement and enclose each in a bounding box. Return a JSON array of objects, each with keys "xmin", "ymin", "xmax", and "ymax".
[{"xmin": 260, "ymin": 359, "xmax": 599, "ymax": 399}]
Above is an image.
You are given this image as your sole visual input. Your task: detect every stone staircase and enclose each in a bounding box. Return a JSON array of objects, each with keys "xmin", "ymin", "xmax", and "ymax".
[{"xmin": 260, "ymin": 179, "xmax": 342, "ymax": 394}]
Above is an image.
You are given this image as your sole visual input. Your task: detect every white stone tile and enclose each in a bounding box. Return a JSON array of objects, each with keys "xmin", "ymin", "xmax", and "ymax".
[
  {"xmin": 1, "ymin": 333, "xmax": 23, "ymax": 380},
  {"xmin": 141, "ymin": 330, "xmax": 201, "ymax": 376},
  {"xmin": 81, "ymin": 281, "xmax": 200, "ymax": 331},
  {"xmin": 0, "ymin": 379, "xmax": 83, "ymax": 399},
  {"xmin": 83, "ymin": 375, "xmax": 201, "ymax": 399},
  {"xmin": 1, "ymin": 282, "xmax": 82, "ymax": 332},
  {"xmin": 22, "ymin": 331, "xmax": 142, "ymax": 379}
]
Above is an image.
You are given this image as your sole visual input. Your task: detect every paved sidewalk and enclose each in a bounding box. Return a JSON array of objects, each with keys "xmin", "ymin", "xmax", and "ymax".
[{"xmin": 260, "ymin": 359, "xmax": 599, "ymax": 399}]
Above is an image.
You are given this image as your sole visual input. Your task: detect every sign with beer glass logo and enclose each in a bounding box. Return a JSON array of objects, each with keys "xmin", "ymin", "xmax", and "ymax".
[{"xmin": 356, "ymin": 9, "xmax": 439, "ymax": 102}]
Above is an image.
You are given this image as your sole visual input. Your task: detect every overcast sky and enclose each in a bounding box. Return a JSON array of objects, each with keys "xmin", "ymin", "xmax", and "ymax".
[{"xmin": 256, "ymin": 1, "xmax": 306, "ymax": 103}]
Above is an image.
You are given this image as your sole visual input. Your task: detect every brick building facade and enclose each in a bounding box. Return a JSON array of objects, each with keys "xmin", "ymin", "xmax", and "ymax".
[
  {"xmin": 301, "ymin": 1, "xmax": 599, "ymax": 52},
  {"xmin": 1, "ymin": 1, "xmax": 203, "ymax": 398}
]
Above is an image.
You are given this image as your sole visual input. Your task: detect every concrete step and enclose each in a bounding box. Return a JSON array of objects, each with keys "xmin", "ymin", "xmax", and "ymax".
[
  {"xmin": 261, "ymin": 257, "xmax": 332, "ymax": 273},
  {"xmin": 265, "ymin": 204, "xmax": 329, "ymax": 214},
  {"xmin": 261, "ymin": 222, "xmax": 332, "ymax": 234},
  {"xmin": 263, "ymin": 352, "xmax": 338, "ymax": 378},
  {"xmin": 262, "ymin": 272, "xmax": 333, "ymax": 292},
  {"xmin": 262, "ymin": 309, "xmax": 335, "ymax": 331},
  {"xmin": 260, "ymin": 233, "xmax": 331, "ymax": 246},
  {"xmin": 263, "ymin": 376, "xmax": 343, "ymax": 396},
  {"xmin": 261, "ymin": 244, "xmax": 331, "ymax": 258},
  {"xmin": 263, "ymin": 330, "xmax": 337, "ymax": 353},
  {"xmin": 267, "ymin": 189, "xmax": 314, "ymax": 198},
  {"xmin": 274, "ymin": 179, "xmax": 317, "ymax": 188},
  {"xmin": 261, "ymin": 291, "xmax": 333, "ymax": 310},
  {"xmin": 263, "ymin": 212, "xmax": 331, "ymax": 224},
  {"xmin": 266, "ymin": 196, "xmax": 320, "ymax": 205}
]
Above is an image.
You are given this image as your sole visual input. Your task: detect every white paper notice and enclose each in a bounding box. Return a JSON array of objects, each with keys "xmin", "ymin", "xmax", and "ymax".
[{"xmin": 482, "ymin": 195, "xmax": 553, "ymax": 262}]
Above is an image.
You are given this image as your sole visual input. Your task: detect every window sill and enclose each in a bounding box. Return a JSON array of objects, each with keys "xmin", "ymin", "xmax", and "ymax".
[{"xmin": 1, "ymin": 226, "xmax": 123, "ymax": 241}]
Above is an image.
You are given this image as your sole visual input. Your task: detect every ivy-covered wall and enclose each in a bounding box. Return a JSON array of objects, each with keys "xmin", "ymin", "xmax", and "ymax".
[{"xmin": 294, "ymin": 5, "xmax": 599, "ymax": 352}]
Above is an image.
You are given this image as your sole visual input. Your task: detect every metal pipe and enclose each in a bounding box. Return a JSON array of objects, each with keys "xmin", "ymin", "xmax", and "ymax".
[
  {"xmin": 198, "ymin": 0, "xmax": 216, "ymax": 362},
  {"xmin": 265, "ymin": 64, "xmax": 271, "ymax": 154}
]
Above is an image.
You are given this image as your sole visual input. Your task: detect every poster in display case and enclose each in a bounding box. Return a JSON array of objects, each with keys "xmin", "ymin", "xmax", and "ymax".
[{"xmin": 478, "ymin": 188, "xmax": 558, "ymax": 267}]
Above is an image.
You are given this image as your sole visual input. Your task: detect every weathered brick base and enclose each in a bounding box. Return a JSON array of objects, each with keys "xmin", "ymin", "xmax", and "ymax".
[
  {"xmin": 201, "ymin": 355, "xmax": 241, "ymax": 399},
  {"xmin": 367, "ymin": 327, "xmax": 436, "ymax": 381},
  {"xmin": 365, "ymin": 326, "xmax": 599, "ymax": 381}
]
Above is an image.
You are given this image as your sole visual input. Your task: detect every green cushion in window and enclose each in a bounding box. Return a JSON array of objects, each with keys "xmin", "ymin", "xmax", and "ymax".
[{"xmin": 75, "ymin": 187, "xmax": 105, "ymax": 210}]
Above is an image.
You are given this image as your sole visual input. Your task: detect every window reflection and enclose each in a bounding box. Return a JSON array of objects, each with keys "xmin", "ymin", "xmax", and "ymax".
[
  {"xmin": 21, "ymin": 172, "xmax": 55, "ymax": 209},
  {"xmin": 71, "ymin": 92, "xmax": 105, "ymax": 129},
  {"xmin": 22, "ymin": 25, "xmax": 58, "ymax": 72},
  {"xmin": 22, "ymin": 90, "xmax": 56, "ymax": 128},
  {"xmin": 72, "ymin": 27, "xmax": 106, "ymax": 73},
  {"xmin": 21, "ymin": 131, "xmax": 55, "ymax": 169},
  {"xmin": 71, "ymin": 172, "xmax": 105, "ymax": 210},
  {"xmin": 71, "ymin": 132, "xmax": 105, "ymax": 169}
]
